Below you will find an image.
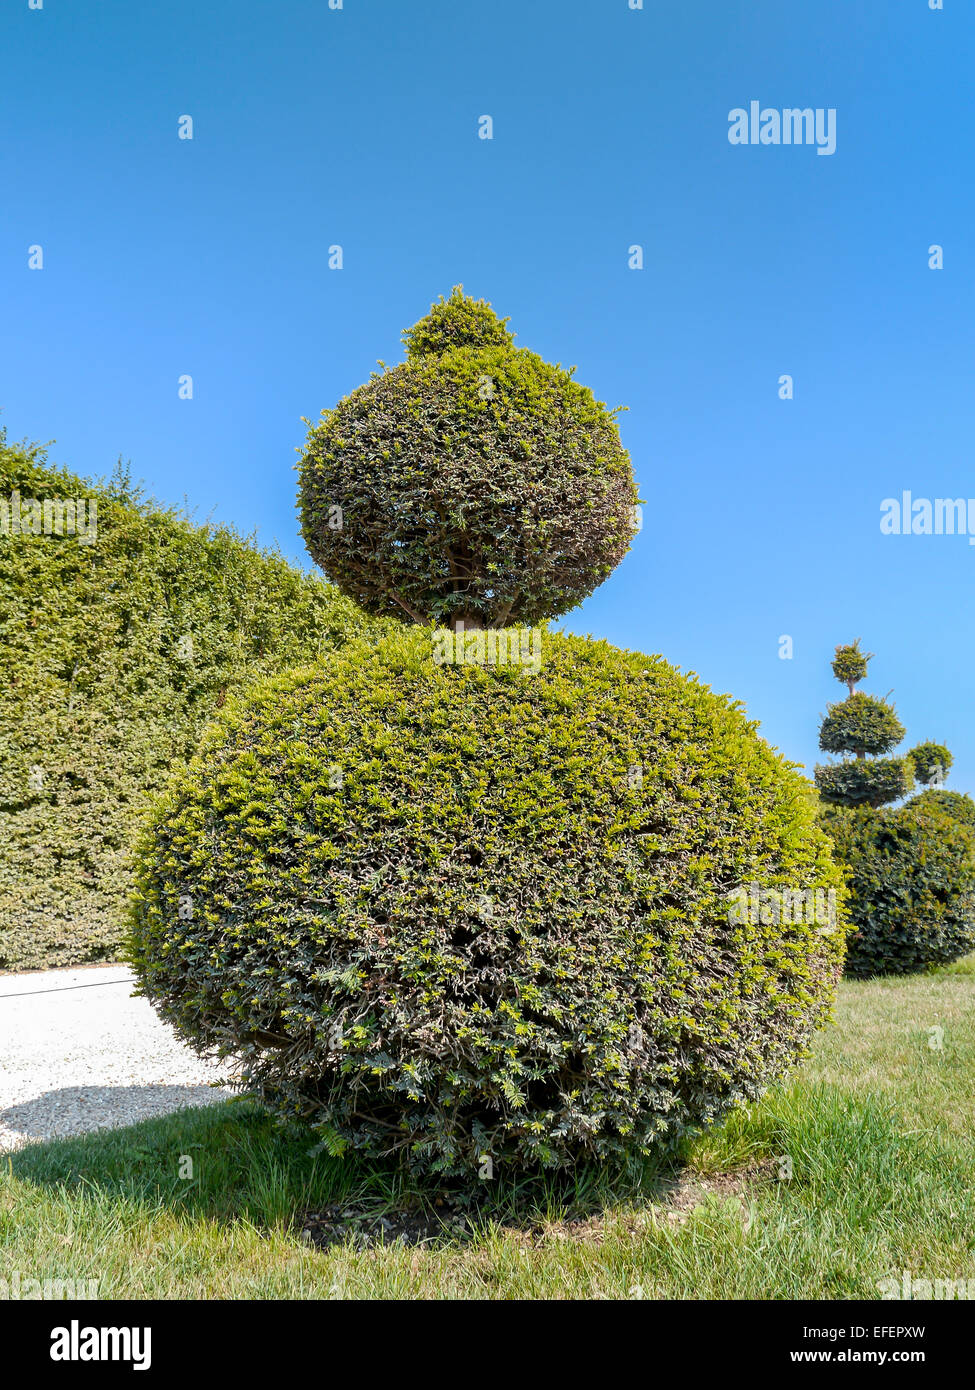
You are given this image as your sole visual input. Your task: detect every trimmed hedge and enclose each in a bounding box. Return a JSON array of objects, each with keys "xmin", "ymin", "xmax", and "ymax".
[
  {"xmin": 131, "ymin": 626, "xmax": 846, "ymax": 1175},
  {"xmin": 0, "ymin": 435, "xmax": 372, "ymax": 971},
  {"xmin": 820, "ymin": 800, "xmax": 975, "ymax": 977},
  {"xmin": 298, "ymin": 289, "xmax": 639, "ymax": 630}
]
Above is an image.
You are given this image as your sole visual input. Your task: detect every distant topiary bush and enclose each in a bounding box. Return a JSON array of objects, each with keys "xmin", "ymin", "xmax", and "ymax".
[
  {"xmin": 820, "ymin": 800, "xmax": 975, "ymax": 978},
  {"xmin": 908, "ymin": 742, "xmax": 953, "ymax": 789},
  {"xmin": 812, "ymin": 638, "xmax": 973, "ymax": 976},
  {"xmin": 130, "ymin": 627, "xmax": 846, "ymax": 1175},
  {"xmin": 814, "ymin": 758, "xmax": 914, "ymax": 809},
  {"xmin": 0, "ymin": 434, "xmax": 371, "ymax": 971},
  {"xmin": 909, "ymin": 788, "xmax": 975, "ymax": 828},
  {"xmin": 298, "ymin": 287, "xmax": 640, "ymax": 630},
  {"xmin": 815, "ymin": 641, "xmax": 915, "ymax": 809}
]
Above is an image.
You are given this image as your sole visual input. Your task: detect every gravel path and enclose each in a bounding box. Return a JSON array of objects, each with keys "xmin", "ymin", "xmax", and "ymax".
[{"xmin": 0, "ymin": 965, "xmax": 234, "ymax": 1152}]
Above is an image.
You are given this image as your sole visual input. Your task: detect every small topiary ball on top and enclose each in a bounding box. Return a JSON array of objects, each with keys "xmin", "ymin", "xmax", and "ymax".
[
  {"xmin": 298, "ymin": 287, "xmax": 640, "ymax": 631},
  {"xmin": 831, "ymin": 639, "xmax": 871, "ymax": 692}
]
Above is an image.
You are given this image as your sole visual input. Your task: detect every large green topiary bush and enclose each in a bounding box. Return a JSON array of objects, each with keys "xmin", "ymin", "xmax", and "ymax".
[
  {"xmin": 131, "ymin": 626, "xmax": 845, "ymax": 1173},
  {"xmin": 820, "ymin": 800, "xmax": 975, "ymax": 978},
  {"xmin": 0, "ymin": 433, "xmax": 371, "ymax": 971},
  {"xmin": 132, "ymin": 290, "xmax": 848, "ymax": 1176}
]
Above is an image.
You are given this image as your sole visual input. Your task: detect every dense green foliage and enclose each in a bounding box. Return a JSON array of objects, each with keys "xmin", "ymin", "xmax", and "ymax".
[
  {"xmin": 831, "ymin": 638, "xmax": 871, "ymax": 691},
  {"xmin": 10, "ymin": 960, "xmax": 975, "ymax": 1300},
  {"xmin": 814, "ymin": 758, "xmax": 914, "ymax": 809},
  {"xmin": 0, "ymin": 434, "xmax": 371, "ymax": 971},
  {"xmin": 821, "ymin": 801, "xmax": 975, "ymax": 977},
  {"xmin": 298, "ymin": 290, "xmax": 639, "ymax": 630},
  {"xmin": 402, "ymin": 285, "xmax": 515, "ymax": 360},
  {"xmin": 815, "ymin": 642, "xmax": 916, "ymax": 809},
  {"xmin": 814, "ymin": 641, "xmax": 971, "ymax": 977},
  {"xmin": 130, "ymin": 626, "xmax": 846, "ymax": 1176},
  {"xmin": 818, "ymin": 692, "xmax": 905, "ymax": 756},
  {"xmin": 910, "ymin": 788, "xmax": 975, "ymax": 828},
  {"xmin": 909, "ymin": 741, "xmax": 953, "ymax": 787}
]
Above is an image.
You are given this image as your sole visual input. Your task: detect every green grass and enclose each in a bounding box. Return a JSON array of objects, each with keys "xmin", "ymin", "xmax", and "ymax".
[{"xmin": 3, "ymin": 958, "xmax": 974, "ymax": 1300}]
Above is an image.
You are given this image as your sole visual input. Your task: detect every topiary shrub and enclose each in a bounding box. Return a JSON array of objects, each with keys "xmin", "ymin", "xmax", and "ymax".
[
  {"xmin": 820, "ymin": 800, "xmax": 975, "ymax": 978},
  {"xmin": 130, "ymin": 626, "xmax": 846, "ymax": 1175},
  {"xmin": 812, "ymin": 638, "xmax": 974, "ymax": 976},
  {"xmin": 908, "ymin": 741, "xmax": 953, "ymax": 788},
  {"xmin": 909, "ymin": 788, "xmax": 975, "ymax": 829},
  {"xmin": 814, "ymin": 641, "xmax": 915, "ymax": 809},
  {"xmin": 298, "ymin": 287, "xmax": 640, "ymax": 631},
  {"xmin": 814, "ymin": 758, "xmax": 914, "ymax": 809},
  {"xmin": 818, "ymin": 692, "xmax": 905, "ymax": 757},
  {"xmin": 133, "ymin": 290, "xmax": 850, "ymax": 1177}
]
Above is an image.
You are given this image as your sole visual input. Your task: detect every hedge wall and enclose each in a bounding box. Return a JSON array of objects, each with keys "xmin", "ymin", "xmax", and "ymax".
[{"xmin": 0, "ymin": 433, "xmax": 371, "ymax": 971}]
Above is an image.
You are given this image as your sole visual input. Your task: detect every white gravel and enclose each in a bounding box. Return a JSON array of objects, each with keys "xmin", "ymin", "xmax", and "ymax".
[{"xmin": 0, "ymin": 965, "xmax": 235, "ymax": 1152}]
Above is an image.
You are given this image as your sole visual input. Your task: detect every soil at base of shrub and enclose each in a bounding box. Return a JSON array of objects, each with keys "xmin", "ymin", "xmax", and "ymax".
[
  {"xmin": 295, "ymin": 1193, "xmax": 502, "ymax": 1250},
  {"xmin": 293, "ymin": 1161, "xmax": 777, "ymax": 1251}
]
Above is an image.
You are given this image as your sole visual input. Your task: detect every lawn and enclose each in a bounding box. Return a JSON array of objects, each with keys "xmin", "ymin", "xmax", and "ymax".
[{"xmin": 3, "ymin": 958, "xmax": 973, "ymax": 1301}]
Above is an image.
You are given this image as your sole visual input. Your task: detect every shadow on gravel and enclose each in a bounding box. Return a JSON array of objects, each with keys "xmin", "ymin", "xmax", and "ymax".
[{"xmin": 1, "ymin": 1084, "xmax": 232, "ymax": 1147}]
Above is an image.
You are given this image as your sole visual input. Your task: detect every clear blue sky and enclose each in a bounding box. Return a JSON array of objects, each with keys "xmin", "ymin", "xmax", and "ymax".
[{"xmin": 2, "ymin": 0, "xmax": 973, "ymax": 793}]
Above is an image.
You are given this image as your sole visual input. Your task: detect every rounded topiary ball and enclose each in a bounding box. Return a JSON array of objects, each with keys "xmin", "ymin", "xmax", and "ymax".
[
  {"xmin": 131, "ymin": 628, "xmax": 845, "ymax": 1175},
  {"xmin": 814, "ymin": 757, "xmax": 915, "ymax": 809},
  {"xmin": 831, "ymin": 640, "xmax": 871, "ymax": 689},
  {"xmin": 818, "ymin": 693, "xmax": 905, "ymax": 756},
  {"xmin": 910, "ymin": 788, "xmax": 975, "ymax": 828},
  {"xmin": 298, "ymin": 293, "xmax": 639, "ymax": 630},
  {"xmin": 909, "ymin": 742, "xmax": 953, "ymax": 787},
  {"xmin": 820, "ymin": 801, "xmax": 975, "ymax": 978}
]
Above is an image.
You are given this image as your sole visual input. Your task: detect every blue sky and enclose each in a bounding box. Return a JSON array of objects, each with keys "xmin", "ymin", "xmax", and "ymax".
[{"xmin": 2, "ymin": 0, "xmax": 973, "ymax": 792}]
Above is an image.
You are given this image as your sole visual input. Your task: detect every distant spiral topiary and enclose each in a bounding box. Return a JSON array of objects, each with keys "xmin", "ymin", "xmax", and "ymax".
[
  {"xmin": 130, "ymin": 628, "xmax": 846, "ymax": 1175},
  {"xmin": 820, "ymin": 801, "xmax": 975, "ymax": 977},
  {"xmin": 813, "ymin": 643, "xmax": 971, "ymax": 976},
  {"xmin": 298, "ymin": 287, "xmax": 640, "ymax": 630},
  {"xmin": 814, "ymin": 641, "xmax": 915, "ymax": 808}
]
